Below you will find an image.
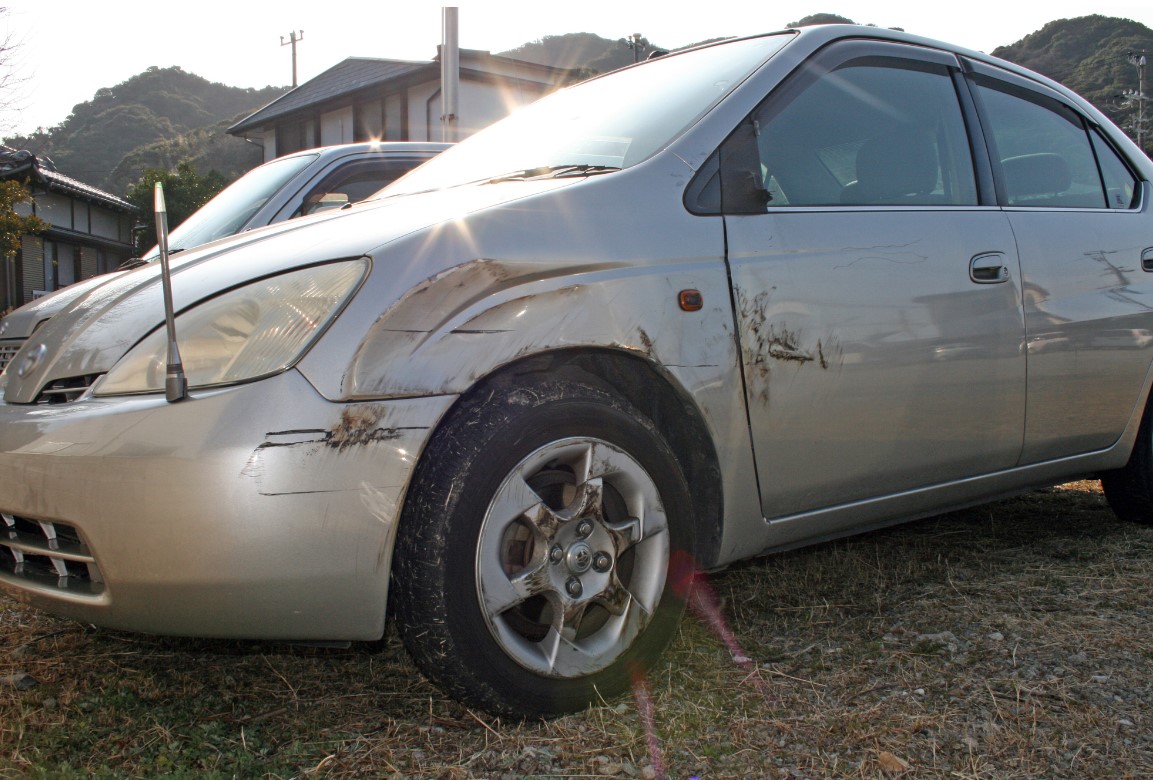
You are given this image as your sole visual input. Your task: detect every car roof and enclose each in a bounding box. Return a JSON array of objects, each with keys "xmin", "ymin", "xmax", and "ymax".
[{"xmin": 280, "ymin": 141, "xmax": 453, "ymax": 163}]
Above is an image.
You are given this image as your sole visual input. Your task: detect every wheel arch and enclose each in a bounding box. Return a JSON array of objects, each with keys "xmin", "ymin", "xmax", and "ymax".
[{"xmin": 417, "ymin": 347, "xmax": 726, "ymax": 569}]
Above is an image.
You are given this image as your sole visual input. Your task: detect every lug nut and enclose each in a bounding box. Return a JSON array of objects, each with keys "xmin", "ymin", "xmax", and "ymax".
[
  {"xmin": 592, "ymin": 551, "xmax": 612, "ymax": 572},
  {"xmin": 549, "ymin": 544, "xmax": 564, "ymax": 564},
  {"xmin": 565, "ymin": 577, "xmax": 583, "ymax": 597},
  {"xmin": 576, "ymin": 520, "xmax": 593, "ymax": 538}
]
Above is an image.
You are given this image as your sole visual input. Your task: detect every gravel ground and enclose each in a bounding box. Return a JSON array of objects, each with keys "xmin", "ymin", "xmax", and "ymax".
[{"xmin": 0, "ymin": 480, "xmax": 1150, "ymax": 778}]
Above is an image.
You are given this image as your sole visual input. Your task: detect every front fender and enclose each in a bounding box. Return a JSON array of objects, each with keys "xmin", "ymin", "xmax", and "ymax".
[{"xmin": 343, "ymin": 257, "xmax": 734, "ymax": 398}]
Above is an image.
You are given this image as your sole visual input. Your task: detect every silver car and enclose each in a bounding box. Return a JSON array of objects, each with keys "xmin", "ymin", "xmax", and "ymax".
[
  {"xmin": 0, "ymin": 142, "xmax": 449, "ymax": 376},
  {"xmin": 0, "ymin": 25, "xmax": 1150, "ymax": 718}
]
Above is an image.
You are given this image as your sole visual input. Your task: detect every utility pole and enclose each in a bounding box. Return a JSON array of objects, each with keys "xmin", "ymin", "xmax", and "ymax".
[
  {"xmin": 626, "ymin": 33, "xmax": 647, "ymax": 64},
  {"xmin": 1126, "ymin": 51, "xmax": 1147, "ymax": 154},
  {"xmin": 281, "ymin": 30, "xmax": 304, "ymax": 88},
  {"xmin": 440, "ymin": 8, "xmax": 459, "ymax": 143}
]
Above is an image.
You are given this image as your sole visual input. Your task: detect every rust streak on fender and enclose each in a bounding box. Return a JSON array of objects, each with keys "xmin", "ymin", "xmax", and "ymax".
[{"xmin": 328, "ymin": 405, "xmax": 403, "ymax": 449}]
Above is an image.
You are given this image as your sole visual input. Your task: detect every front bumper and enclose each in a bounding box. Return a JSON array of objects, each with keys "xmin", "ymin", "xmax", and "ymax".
[{"xmin": 0, "ymin": 370, "xmax": 455, "ymax": 640}]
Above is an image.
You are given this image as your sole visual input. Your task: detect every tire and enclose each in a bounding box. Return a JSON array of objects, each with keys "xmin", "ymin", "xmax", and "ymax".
[
  {"xmin": 1102, "ymin": 402, "xmax": 1153, "ymax": 524},
  {"xmin": 391, "ymin": 377, "xmax": 696, "ymax": 718}
]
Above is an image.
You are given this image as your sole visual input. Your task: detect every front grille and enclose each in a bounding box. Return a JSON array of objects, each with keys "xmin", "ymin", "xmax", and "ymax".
[
  {"xmin": 35, "ymin": 375, "xmax": 101, "ymax": 405},
  {"xmin": 0, "ymin": 340, "xmax": 22, "ymax": 375},
  {"xmin": 0, "ymin": 513, "xmax": 104, "ymax": 596}
]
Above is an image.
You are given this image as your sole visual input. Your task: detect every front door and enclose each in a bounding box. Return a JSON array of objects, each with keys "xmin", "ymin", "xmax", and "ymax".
[{"xmin": 717, "ymin": 42, "xmax": 1026, "ymax": 526}]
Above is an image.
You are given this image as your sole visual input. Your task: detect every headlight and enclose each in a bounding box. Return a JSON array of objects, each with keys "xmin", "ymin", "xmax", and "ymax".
[{"xmin": 95, "ymin": 260, "xmax": 367, "ymax": 396}]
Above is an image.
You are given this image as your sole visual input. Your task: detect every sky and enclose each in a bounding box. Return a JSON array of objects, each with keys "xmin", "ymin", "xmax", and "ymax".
[{"xmin": 3, "ymin": 1, "xmax": 1152, "ymax": 137}]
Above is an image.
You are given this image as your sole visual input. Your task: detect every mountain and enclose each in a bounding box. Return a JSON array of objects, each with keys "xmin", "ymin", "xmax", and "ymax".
[
  {"xmin": 498, "ymin": 32, "xmax": 668, "ymax": 77},
  {"xmin": 992, "ymin": 16, "xmax": 1152, "ymax": 145},
  {"xmin": 3, "ymin": 66, "xmax": 285, "ymax": 193},
  {"xmin": 6, "ymin": 17, "xmax": 1150, "ymax": 204}
]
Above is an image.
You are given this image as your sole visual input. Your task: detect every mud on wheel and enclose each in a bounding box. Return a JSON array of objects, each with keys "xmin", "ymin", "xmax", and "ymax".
[{"xmin": 391, "ymin": 377, "xmax": 695, "ymax": 718}]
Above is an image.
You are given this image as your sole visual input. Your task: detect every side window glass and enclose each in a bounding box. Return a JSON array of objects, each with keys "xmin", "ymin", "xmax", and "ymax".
[
  {"xmin": 294, "ymin": 161, "xmax": 413, "ymax": 218},
  {"xmin": 973, "ymin": 82, "xmax": 1106, "ymax": 208},
  {"xmin": 1091, "ymin": 130, "xmax": 1139, "ymax": 209},
  {"xmin": 737, "ymin": 59, "xmax": 977, "ymax": 208}
]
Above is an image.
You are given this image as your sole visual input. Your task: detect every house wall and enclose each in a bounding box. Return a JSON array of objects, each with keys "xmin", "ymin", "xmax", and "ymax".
[
  {"xmin": 320, "ymin": 106, "xmax": 356, "ymax": 147},
  {"xmin": 406, "ymin": 76, "xmax": 547, "ymax": 141},
  {"xmin": 35, "ymin": 193, "xmax": 71, "ymax": 228},
  {"xmin": 250, "ymin": 58, "xmax": 568, "ymax": 159},
  {"xmin": 74, "ymin": 201, "xmax": 90, "ymax": 234},
  {"xmin": 262, "ymin": 129, "xmax": 277, "ymax": 161},
  {"xmin": 2, "ymin": 191, "xmax": 136, "ymax": 309},
  {"xmin": 407, "ymin": 82, "xmax": 440, "ymax": 141},
  {"xmin": 89, "ymin": 207, "xmax": 121, "ymax": 241},
  {"xmin": 384, "ymin": 94, "xmax": 405, "ymax": 140},
  {"xmin": 458, "ymin": 83, "xmax": 515, "ymax": 136}
]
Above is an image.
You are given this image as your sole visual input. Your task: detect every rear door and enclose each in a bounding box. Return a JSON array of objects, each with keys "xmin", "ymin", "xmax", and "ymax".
[
  {"xmin": 717, "ymin": 41, "xmax": 1026, "ymax": 527},
  {"xmin": 965, "ymin": 63, "xmax": 1153, "ymax": 463}
]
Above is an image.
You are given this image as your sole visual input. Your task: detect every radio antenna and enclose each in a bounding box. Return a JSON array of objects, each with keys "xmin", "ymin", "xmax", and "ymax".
[{"xmin": 154, "ymin": 183, "xmax": 188, "ymax": 402}]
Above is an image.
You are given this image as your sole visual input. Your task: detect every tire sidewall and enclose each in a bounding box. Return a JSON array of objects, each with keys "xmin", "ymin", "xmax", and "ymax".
[{"xmin": 397, "ymin": 380, "xmax": 695, "ymax": 716}]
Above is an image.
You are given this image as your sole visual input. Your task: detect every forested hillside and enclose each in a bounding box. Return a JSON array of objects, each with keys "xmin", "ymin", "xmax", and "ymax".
[
  {"xmin": 993, "ymin": 16, "xmax": 1152, "ymax": 146},
  {"xmin": 3, "ymin": 67, "xmax": 285, "ymax": 193},
  {"xmin": 498, "ymin": 32, "xmax": 664, "ymax": 76},
  {"xmin": 4, "ymin": 14, "xmax": 1149, "ymax": 206}
]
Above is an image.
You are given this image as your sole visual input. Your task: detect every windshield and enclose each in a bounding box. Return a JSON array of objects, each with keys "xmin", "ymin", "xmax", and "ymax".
[
  {"xmin": 141, "ymin": 152, "xmax": 319, "ymax": 260},
  {"xmin": 384, "ymin": 34, "xmax": 791, "ymax": 196}
]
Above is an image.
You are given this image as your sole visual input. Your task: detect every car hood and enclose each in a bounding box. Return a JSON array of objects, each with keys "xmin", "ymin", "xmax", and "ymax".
[
  {"xmin": 0, "ymin": 272, "xmax": 131, "ymax": 341},
  {"xmin": 2, "ymin": 178, "xmax": 577, "ymax": 404}
]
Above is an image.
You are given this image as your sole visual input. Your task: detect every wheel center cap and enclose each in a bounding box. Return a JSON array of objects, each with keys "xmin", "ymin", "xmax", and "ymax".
[{"xmin": 566, "ymin": 541, "xmax": 593, "ymax": 574}]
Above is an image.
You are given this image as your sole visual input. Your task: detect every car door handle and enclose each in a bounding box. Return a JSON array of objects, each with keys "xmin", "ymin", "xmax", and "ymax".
[
  {"xmin": 970, "ymin": 252, "xmax": 1009, "ymax": 284},
  {"xmin": 1142, "ymin": 248, "xmax": 1153, "ymax": 272}
]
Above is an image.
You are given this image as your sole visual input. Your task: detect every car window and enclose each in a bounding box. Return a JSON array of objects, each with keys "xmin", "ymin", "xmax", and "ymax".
[
  {"xmin": 143, "ymin": 153, "xmax": 320, "ymax": 259},
  {"xmin": 294, "ymin": 160, "xmax": 419, "ymax": 218},
  {"xmin": 973, "ymin": 80, "xmax": 1108, "ymax": 209},
  {"xmin": 383, "ymin": 34, "xmax": 792, "ymax": 196},
  {"xmin": 738, "ymin": 57, "xmax": 978, "ymax": 208},
  {"xmin": 1090, "ymin": 129, "xmax": 1139, "ymax": 209}
]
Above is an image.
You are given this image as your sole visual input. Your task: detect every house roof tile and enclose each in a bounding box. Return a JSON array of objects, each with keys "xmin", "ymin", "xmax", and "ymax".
[
  {"xmin": 229, "ymin": 50, "xmax": 573, "ymax": 135},
  {"xmin": 229, "ymin": 57, "xmax": 430, "ymax": 134},
  {"xmin": 0, "ymin": 147, "xmax": 135, "ymax": 212}
]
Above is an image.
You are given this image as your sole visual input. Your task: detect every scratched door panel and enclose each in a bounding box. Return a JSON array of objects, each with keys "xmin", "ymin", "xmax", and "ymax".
[{"xmin": 726, "ymin": 209, "xmax": 1025, "ymax": 519}]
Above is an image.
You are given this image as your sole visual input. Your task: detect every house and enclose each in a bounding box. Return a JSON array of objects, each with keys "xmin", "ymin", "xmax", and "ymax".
[
  {"xmin": 228, "ymin": 48, "xmax": 579, "ymax": 161},
  {"xmin": 0, "ymin": 147, "xmax": 136, "ymax": 312}
]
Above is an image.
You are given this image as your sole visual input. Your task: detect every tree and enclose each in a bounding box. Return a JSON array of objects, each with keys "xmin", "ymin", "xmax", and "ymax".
[
  {"xmin": 0, "ymin": 179, "xmax": 47, "ymax": 259},
  {"xmin": 0, "ymin": 7, "xmax": 30, "ymax": 135},
  {"xmin": 125, "ymin": 161, "xmax": 227, "ymax": 250},
  {"xmin": 787, "ymin": 13, "xmax": 856, "ymax": 28},
  {"xmin": 0, "ymin": 178, "xmax": 48, "ymax": 314}
]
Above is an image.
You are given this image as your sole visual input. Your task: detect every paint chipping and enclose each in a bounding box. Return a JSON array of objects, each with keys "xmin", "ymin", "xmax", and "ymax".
[
  {"xmin": 637, "ymin": 328, "xmax": 654, "ymax": 353},
  {"xmin": 328, "ymin": 405, "xmax": 402, "ymax": 449}
]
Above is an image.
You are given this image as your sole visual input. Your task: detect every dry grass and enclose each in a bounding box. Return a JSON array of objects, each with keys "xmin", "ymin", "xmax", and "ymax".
[{"xmin": 1, "ymin": 480, "xmax": 1151, "ymax": 778}]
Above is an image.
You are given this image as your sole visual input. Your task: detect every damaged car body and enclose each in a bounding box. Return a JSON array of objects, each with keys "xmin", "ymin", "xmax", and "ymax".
[
  {"xmin": 1, "ymin": 25, "xmax": 1152, "ymax": 718},
  {"xmin": 0, "ymin": 141, "xmax": 449, "ymax": 378}
]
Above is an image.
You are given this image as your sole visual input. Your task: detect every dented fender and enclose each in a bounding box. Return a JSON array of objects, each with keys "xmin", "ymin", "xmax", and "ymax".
[{"xmin": 343, "ymin": 257, "xmax": 734, "ymax": 397}]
